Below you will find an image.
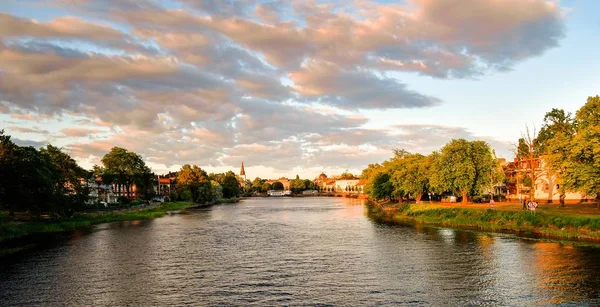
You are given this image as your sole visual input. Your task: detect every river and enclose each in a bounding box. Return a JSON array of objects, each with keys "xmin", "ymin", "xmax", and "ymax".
[{"xmin": 1, "ymin": 197, "xmax": 600, "ymax": 306}]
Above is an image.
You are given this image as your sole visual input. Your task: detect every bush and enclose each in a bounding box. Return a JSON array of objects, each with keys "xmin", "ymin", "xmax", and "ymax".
[
  {"xmin": 118, "ymin": 196, "xmax": 130, "ymax": 205},
  {"xmin": 129, "ymin": 200, "xmax": 146, "ymax": 207},
  {"xmin": 179, "ymin": 189, "xmax": 192, "ymax": 201},
  {"xmin": 169, "ymin": 191, "xmax": 177, "ymax": 202}
]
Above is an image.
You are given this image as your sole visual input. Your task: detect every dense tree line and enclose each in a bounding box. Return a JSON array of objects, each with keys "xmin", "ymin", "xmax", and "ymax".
[
  {"xmin": 362, "ymin": 140, "xmax": 503, "ymax": 204},
  {"xmin": 174, "ymin": 166, "xmax": 240, "ymax": 203},
  {"xmin": 0, "ymin": 130, "xmax": 88, "ymax": 217}
]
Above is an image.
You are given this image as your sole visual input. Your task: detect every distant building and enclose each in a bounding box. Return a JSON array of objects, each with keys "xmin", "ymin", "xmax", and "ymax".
[
  {"xmin": 265, "ymin": 177, "xmax": 291, "ymax": 190},
  {"xmin": 239, "ymin": 161, "xmax": 247, "ymax": 185},
  {"xmin": 155, "ymin": 172, "xmax": 177, "ymax": 196}
]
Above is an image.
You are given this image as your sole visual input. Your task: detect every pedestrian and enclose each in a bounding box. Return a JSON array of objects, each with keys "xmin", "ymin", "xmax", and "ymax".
[
  {"xmin": 489, "ymin": 197, "xmax": 495, "ymax": 209},
  {"xmin": 522, "ymin": 197, "xmax": 527, "ymax": 210},
  {"xmin": 528, "ymin": 200, "xmax": 538, "ymax": 215}
]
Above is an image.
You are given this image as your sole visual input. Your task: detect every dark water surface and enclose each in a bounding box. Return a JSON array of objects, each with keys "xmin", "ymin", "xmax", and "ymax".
[{"xmin": 2, "ymin": 198, "xmax": 600, "ymax": 306}]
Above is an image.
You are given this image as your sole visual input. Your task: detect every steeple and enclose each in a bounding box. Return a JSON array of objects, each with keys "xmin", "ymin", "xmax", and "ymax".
[{"xmin": 240, "ymin": 161, "xmax": 246, "ymax": 176}]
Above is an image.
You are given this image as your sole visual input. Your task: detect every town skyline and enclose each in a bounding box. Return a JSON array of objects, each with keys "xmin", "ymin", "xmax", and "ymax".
[{"xmin": 1, "ymin": 0, "xmax": 599, "ymax": 179}]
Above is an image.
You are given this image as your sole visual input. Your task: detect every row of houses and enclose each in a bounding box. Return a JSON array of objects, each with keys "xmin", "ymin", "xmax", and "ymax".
[
  {"xmin": 313, "ymin": 173, "xmax": 367, "ymax": 193},
  {"xmin": 82, "ymin": 173, "xmax": 178, "ymax": 205}
]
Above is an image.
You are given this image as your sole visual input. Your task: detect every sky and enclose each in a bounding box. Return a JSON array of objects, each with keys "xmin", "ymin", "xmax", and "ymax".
[{"xmin": 1, "ymin": 0, "xmax": 599, "ymax": 179}]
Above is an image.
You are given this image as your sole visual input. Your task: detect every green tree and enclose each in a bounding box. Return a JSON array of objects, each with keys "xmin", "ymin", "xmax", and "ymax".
[
  {"xmin": 251, "ymin": 177, "xmax": 264, "ymax": 192},
  {"xmin": 176, "ymin": 164, "xmax": 210, "ymax": 203},
  {"xmin": 100, "ymin": 147, "xmax": 151, "ymax": 199},
  {"xmin": 340, "ymin": 171, "xmax": 355, "ymax": 179},
  {"xmin": 536, "ymin": 108, "xmax": 575, "ymax": 205},
  {"xmin": 303, "ymin": 179, "xmax": 315, "ymax": 190},
  {"xmin": 563, "ymin": 96, "xmax": 600, "ymax": 206},
  {"xmin": 391, "ymin": 152, "xmax": 432, "ymax": 203},
  {"xmin": 429, "ymin": 139, "xmax": 497, "ymax": 204},
  {"xmin": 290, "ymin": 175, "xmax": 307, "ymax": 193},
  {"xmin": 40, "ymin": 145, "xmax": 89, "ymax": 214},
  {"xmin": 261, "ymin": 182, "xmax": 272, "ymax": 192},
  {"xmin": 0, "ymin": 134, "xmax": 68, "ymax": 216},
  {"xmin": 272, "ymin": 181, "xmax": 284, "ymax": 190},
  {"xmin": 367, "ymin": 172, "xmax": 393, "ymax": 200},
  {"xmin": 361, "ymin": 163, "xmax": 382, "ymax": 180},
  {"xmin": 221, "ymin": 171, "xmax": 240, "ymax": 198}
]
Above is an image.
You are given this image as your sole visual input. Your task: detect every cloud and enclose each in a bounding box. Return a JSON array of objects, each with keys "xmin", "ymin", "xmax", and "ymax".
[
  {"xmin": 61, "ymin": 127, "xmax": 103, "ymax": 137},
  {"xmin": 1, "ymin": 0, "xmax": 564, "ymax": 176},
  {"xmin": 12, "ymin": 138, "xmax": 46, "ymax": 148},
  {"xmin": 289, "ymin": 60, "xmax": 441, "ymax": 109},
  {"xmin": 8, "ymin": 126, "xmax": 50, "ymax": 134}
]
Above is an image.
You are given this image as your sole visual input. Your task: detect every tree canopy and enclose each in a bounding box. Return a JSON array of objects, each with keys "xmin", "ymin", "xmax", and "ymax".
[
  {"xmin": 99, "ymin": 147, "xmax": 152, "ymax": 198},
  {"xmin": 272, "ymin": 181, "xmax": 284, "ymax": 190},
  {"xmin": 562, "ymin": 96, "xmax": 600, "ymax": 204},
  {"xmin": 429, "ymin": 139, "xmax": 498, "ymax": 203},
  {"xmin": 391, "ymin": 152, "xmax": 432, "ymax": 202},
  {"xmin": 0, "ymin": 131, "xmax": 89, "ymax": 217}
]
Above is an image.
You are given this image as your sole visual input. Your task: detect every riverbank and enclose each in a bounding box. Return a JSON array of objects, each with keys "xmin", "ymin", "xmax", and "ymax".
[
  {"xmin": 0, "ymin": 198, "xmax": 242, "ymax": 249},
  {"xmin": 367, "ymin": 201, "xmax": 600, "ymax": 243}
]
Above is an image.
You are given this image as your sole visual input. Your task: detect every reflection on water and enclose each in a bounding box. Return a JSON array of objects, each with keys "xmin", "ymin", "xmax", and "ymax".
[{"xmin": 1, "ymin": 197, "xmax": 600, "ymax": 306}]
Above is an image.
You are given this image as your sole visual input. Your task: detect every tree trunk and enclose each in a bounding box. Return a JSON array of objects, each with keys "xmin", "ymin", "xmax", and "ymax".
[
  {"xmin": 596, "ymin": 192, "xmax": 600, "ymax": 209},
  {"xmin": 461, "ymin": 190, "xmax": 468, "ymax": 204}
]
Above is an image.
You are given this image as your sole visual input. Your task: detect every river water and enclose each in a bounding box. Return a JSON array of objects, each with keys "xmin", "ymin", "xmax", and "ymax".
[{"xmin": 2, "ymin": 197, "xmax": 600, "ymax": 306}]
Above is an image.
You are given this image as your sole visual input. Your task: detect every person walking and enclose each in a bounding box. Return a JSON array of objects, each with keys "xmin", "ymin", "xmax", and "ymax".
[
  {"xmin": 489, "ymin": 196, "xmax": 495, "ymax": 209},
  {"xmin": 522, "ymin": 197, "xmax": 528, "ymax": 210}
]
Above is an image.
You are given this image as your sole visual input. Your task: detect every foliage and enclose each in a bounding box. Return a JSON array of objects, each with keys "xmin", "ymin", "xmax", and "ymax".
[
  {"xmin": 361, "ymin": 163, "xmax": 382, "ymax": 180},
  {"xmin": 222, "ymin": 171, "xmax": 241, "ymax": 198},
  {"xmin": 368, "ymin": 172, "xmax": 393, "ymax": 200},
  {"xmin": 536, "ymin": 108, "xmax": 575, "ymax": 205},
  {"xmin": 429, "ymin": 139, "xmax": 497, "ymax": 203},
  {"xmin": 251, "ymin": 177, "xmax": 264, "ymax": 192},
  {"xmin": 272, "ymin": 181, "xmax": 284, "ymax": 190},
  {"xmin": 368, "ymin": 202, "xmax": 600, "ymax": 242},
  {"xmin": 563, "ymin": 96, "xmax": 600, "ymax": 204},
  {"xmin": 0, "ymin": 202, "xmax": 196, "ymax": 244},
  {"xmin": 175, "ymin": 164, "xmax": 224, "ymax": 203},
  {"xmin": 99, "ymin": 147, "xmax": 152, "ymax": 199},
  {"xmin": 339, "ymin": 172, "xmax": 355, "ymax": 179},
  {"xmin": 261, "ymin": 182, "xmax": 272, "ymax": 192},
  {"xmin": 0, "ymin": 131, "xmax": 90, "ymax": 217},
  {"xmin": 391, "ymin": 152, "xmax": 432, "ymax": 202}
]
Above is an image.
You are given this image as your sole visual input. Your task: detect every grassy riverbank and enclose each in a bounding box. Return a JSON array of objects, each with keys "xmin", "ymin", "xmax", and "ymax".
[
  {"xmin": 0, "ymin": 198, "xmax": 241, "ymax": 244},
  {"xmin": 368, "ymin": 202, "xmax": 600, "ymax": 242}
]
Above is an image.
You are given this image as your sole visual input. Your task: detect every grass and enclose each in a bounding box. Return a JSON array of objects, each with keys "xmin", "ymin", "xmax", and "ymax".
[
  {"xmin": 0, "ymin": 201, "xmax": 198, "ymax": 244},
  {"xmin": 368, "ymin": 202, "xmax": 600, "ymax": 243}
]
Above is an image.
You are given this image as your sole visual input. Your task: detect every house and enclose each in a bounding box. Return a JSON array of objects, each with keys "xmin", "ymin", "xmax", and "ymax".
[
  {"xmin": 505, "ymin": 156, "xmax": 592, "ymax": 203},
  {"xmin": 334, "ymin": 179, "xmax": 360, "ymax": 193},
  {"xmin": 81, "ymin": 177, "xmax": 118, "ymax": 205},
  {"xmin": 155, "ymin": 173, "xmax": 177, "ymax": 196}
]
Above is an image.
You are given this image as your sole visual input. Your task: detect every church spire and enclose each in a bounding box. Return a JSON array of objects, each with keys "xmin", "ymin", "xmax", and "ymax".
[{"xmin": 240, "ymin": 161, "xmax": 246, "ymax": 176}]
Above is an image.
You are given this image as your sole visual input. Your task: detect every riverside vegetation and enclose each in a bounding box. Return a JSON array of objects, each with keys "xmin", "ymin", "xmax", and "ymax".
[{"xmin": 368, "ymin": 202, "xmax": 600, "ymax": 242}]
